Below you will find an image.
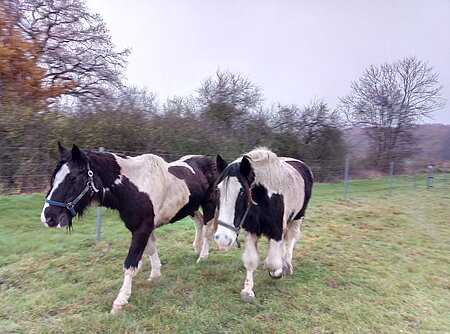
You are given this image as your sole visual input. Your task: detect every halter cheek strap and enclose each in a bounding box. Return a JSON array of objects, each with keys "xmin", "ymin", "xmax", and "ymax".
[
  {"xmin": 45, "ymin": 161, "xmax": 99, "ymax": 217},
  {"xmin": 217, "ymin": 202, "xmax": 252, "ymax": 248}
]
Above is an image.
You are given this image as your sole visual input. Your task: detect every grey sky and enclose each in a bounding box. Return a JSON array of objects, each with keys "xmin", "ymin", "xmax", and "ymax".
[{"xmin": 88, "ymin": 0, "xmax": 450, "ymax": 124}]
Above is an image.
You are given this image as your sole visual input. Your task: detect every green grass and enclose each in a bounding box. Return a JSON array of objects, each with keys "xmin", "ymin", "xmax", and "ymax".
[{"xmin": 0, "ymin": 182, "xmax": 449, "ymax": 333}]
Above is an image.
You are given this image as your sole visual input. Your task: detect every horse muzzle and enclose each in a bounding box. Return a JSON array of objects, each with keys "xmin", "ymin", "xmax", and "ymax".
[
  {"xmin": 43, "ymin": 213, "xmax": 70, "ymax": 229},
  {"xmin": 214, "ymin": 232, "xmax": 235, "ymax": 252}
]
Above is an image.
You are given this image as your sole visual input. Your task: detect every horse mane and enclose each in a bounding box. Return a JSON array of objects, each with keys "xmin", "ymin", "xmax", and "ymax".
[
  {"xmin": 244, "ymin": 147, "xmax": 278, "ymax": 164},
  {"xmin": 244, "ymin": 147, "xmax": 293, "ymax": 193}
]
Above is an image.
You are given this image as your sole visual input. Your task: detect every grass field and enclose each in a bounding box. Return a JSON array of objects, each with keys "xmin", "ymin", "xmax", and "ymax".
[{"xmin": 0, "ymin": 181, "xmax": 449, "ymax": 333}]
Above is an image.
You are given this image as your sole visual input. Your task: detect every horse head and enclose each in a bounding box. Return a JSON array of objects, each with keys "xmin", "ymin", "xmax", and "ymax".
[
  {"xmin": 214, "ymin": 155, "xmax": 255, "ymax": 251},
  {"xmin": 40, "ymin": 143, "xmax": 101, "ymax": 229}
]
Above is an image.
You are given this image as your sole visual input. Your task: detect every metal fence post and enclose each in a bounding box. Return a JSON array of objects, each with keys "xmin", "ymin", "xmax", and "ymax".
[
  {"xmin": 344, "ymin": 159, "xmax": 349, "ymax": 200},
  {"xmin": 96, "ymin": 146, "xmax": 104, "ymax": 242},
  {"xmin": 388, "ymin": 162, "xmax": 394, "ymax": 195},
  {"xmin": 427, "ymin": 163, "xmax": 434, "ymax": 189}
]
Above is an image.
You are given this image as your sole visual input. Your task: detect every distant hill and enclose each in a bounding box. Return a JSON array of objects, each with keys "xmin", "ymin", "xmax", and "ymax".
[
  {"xmin": 412, "ymin": 124, "xmax": 450, "ymax": 161},
  {"xmin": 343, "ymin": 124, "xmax": 450, "ymax": 162}
]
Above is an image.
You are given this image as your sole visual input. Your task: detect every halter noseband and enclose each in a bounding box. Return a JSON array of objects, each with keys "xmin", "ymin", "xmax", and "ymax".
[
  {"xmin": 45, "ymin": 160, "xmax": 99, "ymax": 216},
  {"xmin": 216, "ymin": 191, "xmax": 254, "ymax": 248}
]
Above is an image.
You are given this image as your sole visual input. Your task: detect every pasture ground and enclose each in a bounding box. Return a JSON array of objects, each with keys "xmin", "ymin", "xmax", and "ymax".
[{"xmin": 0, "ymin": 182, "xmax": 449, "ymax": 333}]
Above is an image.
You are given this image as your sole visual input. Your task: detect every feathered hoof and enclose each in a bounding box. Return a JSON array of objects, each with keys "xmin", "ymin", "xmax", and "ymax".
[
  {"xmin": 268, "ymin": 268, "xmax": 283, "ymax": 279},
  {"xmin": 282, "ymin": 263, "xmax": 293, "ymax": 276},
  {"xmin": 148, "ymin": 274, "xmax": 161, "ymax": 282},
  {"xmin": 240, "ymin": 290, "xmax": 255, "ymax": 300},
  {"xmin": 110, "ymin": 303, "xmax": 125, "ymax": 315}
]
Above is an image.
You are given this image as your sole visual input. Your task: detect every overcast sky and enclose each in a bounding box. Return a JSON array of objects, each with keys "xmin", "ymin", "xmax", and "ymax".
[{"xmin": 88, "ymin": 0, "xmax": 450, "ymax": 124}]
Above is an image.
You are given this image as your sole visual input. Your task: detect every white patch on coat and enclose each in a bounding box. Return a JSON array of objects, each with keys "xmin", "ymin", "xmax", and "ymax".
[
  {"xmin": 113, "ymin": 154, "xmax": 191, "ymax": 227},
  {"xmin": 40, "ymin": 163, "xmax": 70, "ymax": 224},
  {"xmin": 168, "ymin": 159, "xmax": 196, "ymax": 174},
  {"xmin": 241, "ymin": 232, "xmax": 259, "ymax": 297},
  {"xmin": 179, "ymin": 155, "xmax": 201, "ymax": 162},
  {"xmin": 214, "ymin": 176, "xmax": 241, "ymax": 249}
]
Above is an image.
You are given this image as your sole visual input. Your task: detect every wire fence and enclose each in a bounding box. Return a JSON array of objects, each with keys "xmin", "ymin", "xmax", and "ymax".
[{"xmin": 0, "ymin": 146, "xmax": 449, "ymax": 198}]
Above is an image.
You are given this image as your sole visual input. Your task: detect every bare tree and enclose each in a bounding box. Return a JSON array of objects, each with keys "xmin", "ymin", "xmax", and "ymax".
[
  {"xmin": 270, "ymin": 100, "xmax": 347, "ymax": 180},
  {"xmin": 271, "ymin": 100, "xmax": 342, "ymax": 142},
  {"xmin": 196, "ymin": 69, "xmax": 263, "ymax": 129},
  {"xmin": 5, "ymin": 0, "xmax": 129, "ymax": 102},
  {"xmin": 162, "ymin": 95, "xmax": 198, "ymax": 118},
  {"xmin": 338, "ymin": 57, "xmax": 445, "ymax": 166}
]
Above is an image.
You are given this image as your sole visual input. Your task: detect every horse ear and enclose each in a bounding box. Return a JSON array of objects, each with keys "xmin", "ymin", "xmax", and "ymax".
[
  {"xmin": 58, "ymin": 142, "xmax": 68, "ymax": 157},
  {"xmin": 240, "ymin": 156, "xmax": 252, "ymax": 178},
  {"xmin": 216, "ymin": 155, "xmax": 228, "ymax": 174},
  {"xmin": 71, "ymin": 144, "xmax": 86, "ymax": 162}
]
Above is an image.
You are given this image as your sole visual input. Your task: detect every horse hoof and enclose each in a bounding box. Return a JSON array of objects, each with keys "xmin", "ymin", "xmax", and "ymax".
[
  {"xmin": 110, "ymin": 303, "xmax": 125, "ymax": 315},
  {"xmin": 196, "ymin": 255, "xmax": 208, "ymax": 263},
  {"xmin": 240, "ymin": 290, "xmax": 255, "ymax": 300},
  {"xmin": 269, "ymin": 268, "xmax": 283, "ymax": 279},
  {"xmin": 282, "ymin": 263, "xmax": 293, "ymax": 276},
  {"xmin": 193, "ymin": 243, "xmax": 202, "ymax": 256},
  {"xmin": 148, "ymin": 275, "xmax": 161, "ymax": 282}
]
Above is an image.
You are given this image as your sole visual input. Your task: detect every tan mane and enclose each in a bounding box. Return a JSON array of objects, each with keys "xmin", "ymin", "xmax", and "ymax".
[{"xmin": 244, "ymin": 147, "xmax": 296, "ymax": 194}]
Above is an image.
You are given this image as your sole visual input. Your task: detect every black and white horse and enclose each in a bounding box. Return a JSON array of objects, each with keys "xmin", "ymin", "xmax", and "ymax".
[
  {"xmin": 214, "ymin": 147, "xmax": 313, "ymax": 299},
  {"xmin": 40, "ymin": 143, "xmax": 218, "ymax": 313}
]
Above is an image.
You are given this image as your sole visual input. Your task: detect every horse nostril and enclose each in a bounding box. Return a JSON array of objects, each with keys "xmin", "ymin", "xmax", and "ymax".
[
  {"xmin": 46, "ymin": 216, "xmax": 55, "ymax": 226},
  {"xmin": 59, "ymin": 214, "xmax": 69, "ymax": 227},
  {"xmin": 214, "ymin": 235, "xmax": 220, "ymax": 240}
]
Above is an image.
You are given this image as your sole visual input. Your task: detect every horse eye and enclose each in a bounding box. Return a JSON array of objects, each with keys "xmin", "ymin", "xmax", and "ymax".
[{"xmin": 68, "ymin": 175, "xmax": 77, "ymax": 182}]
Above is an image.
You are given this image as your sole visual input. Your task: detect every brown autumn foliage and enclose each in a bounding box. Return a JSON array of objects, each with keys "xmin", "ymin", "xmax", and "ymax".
[{"xmin": 0, "ymin": 3, "xmax": 66, "ymax": 109}]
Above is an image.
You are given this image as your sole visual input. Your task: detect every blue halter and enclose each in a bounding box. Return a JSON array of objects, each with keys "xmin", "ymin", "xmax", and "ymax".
[{"xmin": 45, "ymin": 161, "xmax": 99, "ymax": 216}]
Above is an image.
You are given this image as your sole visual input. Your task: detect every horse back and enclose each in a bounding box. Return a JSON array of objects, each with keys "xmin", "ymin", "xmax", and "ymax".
[
  {"xmin": 281, "ymin": 158, "xmax": 314, "ymax": 220},
  {"xmin": 168, "ymin": 155, "xmax": 218, "ymax": 222}
]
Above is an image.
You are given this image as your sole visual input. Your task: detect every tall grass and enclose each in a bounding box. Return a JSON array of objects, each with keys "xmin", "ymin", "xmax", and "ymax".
[{"xmin": 0, "ymin": 182, "xmax": 449, "ymax": 333}]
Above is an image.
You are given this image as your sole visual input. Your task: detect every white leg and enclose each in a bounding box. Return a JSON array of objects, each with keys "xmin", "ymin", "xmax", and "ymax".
[
  {"xmin": 264, "ymin": 238, "xmax": 286, "ymax": 278},
  {"xmin": 284, "ymin": 218, "xmax": 302, "ymax": 275},
  {"xmin": 197, "ymin": 218, "xmax": 215, "ymax": 262},
  {"xmin": 145, "ymin": 232, "xmax": 162, "ymax": 281},
  {"xmin": 240, "ymin": 232, "xmax": 259, "ymax": 299},
  {"xmin": 111, "ymin": 267, "xmax": 138, "ymax": 314},
  {"xmin": 193, "ymin": 211, "xmax": 204, "ymax": 255}
]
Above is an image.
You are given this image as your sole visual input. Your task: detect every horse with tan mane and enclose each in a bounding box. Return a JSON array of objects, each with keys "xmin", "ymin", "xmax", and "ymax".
[{"xmin": 214, "ymin": 147, "xmax": 313, "ymax": 299}]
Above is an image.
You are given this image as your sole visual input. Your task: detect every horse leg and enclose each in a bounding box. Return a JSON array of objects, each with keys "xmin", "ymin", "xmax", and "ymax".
[
  {"xmin": 193, "ymin": 211, "xmax": 204, "ymax": 255},
  {"xmin": 264, "ymin": 238, "xmax": 287, "ymax": 279},
  {"xmin": 145, "ymin": 231, "xmax": 162, "ymax": 281},
  {"xmin": 111, "ymin": 227, "xmax": 151, "ymax": 314},
  {"xmin": 197, "ymin": 218, "xmax": 215, "ymax": 262},
  {"xmin": 283, "ymin": 218, "xmax": 303, "ymax": 276},
  {"xmin": 240, "ymin": 232, "xmax": 259, "ymax": 299}
]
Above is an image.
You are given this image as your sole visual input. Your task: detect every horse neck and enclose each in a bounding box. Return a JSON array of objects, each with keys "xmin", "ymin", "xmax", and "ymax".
[
  {"xmin": 86, "ymin": 152, "xmax": 122, "ymax": 210},
  {"xmin": 253, "ymin": 159, "xmax": 285, "ymax": 191}
]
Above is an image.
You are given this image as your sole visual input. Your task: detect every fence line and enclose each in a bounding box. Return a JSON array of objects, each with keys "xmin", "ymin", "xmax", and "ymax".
[
  {"xmin": 1, "ymin": 146, "xmax": 449, "ymax": 195},
  {"xmin": 1, "ymin": 146, "xmax": 449, "ymax": 242}
]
